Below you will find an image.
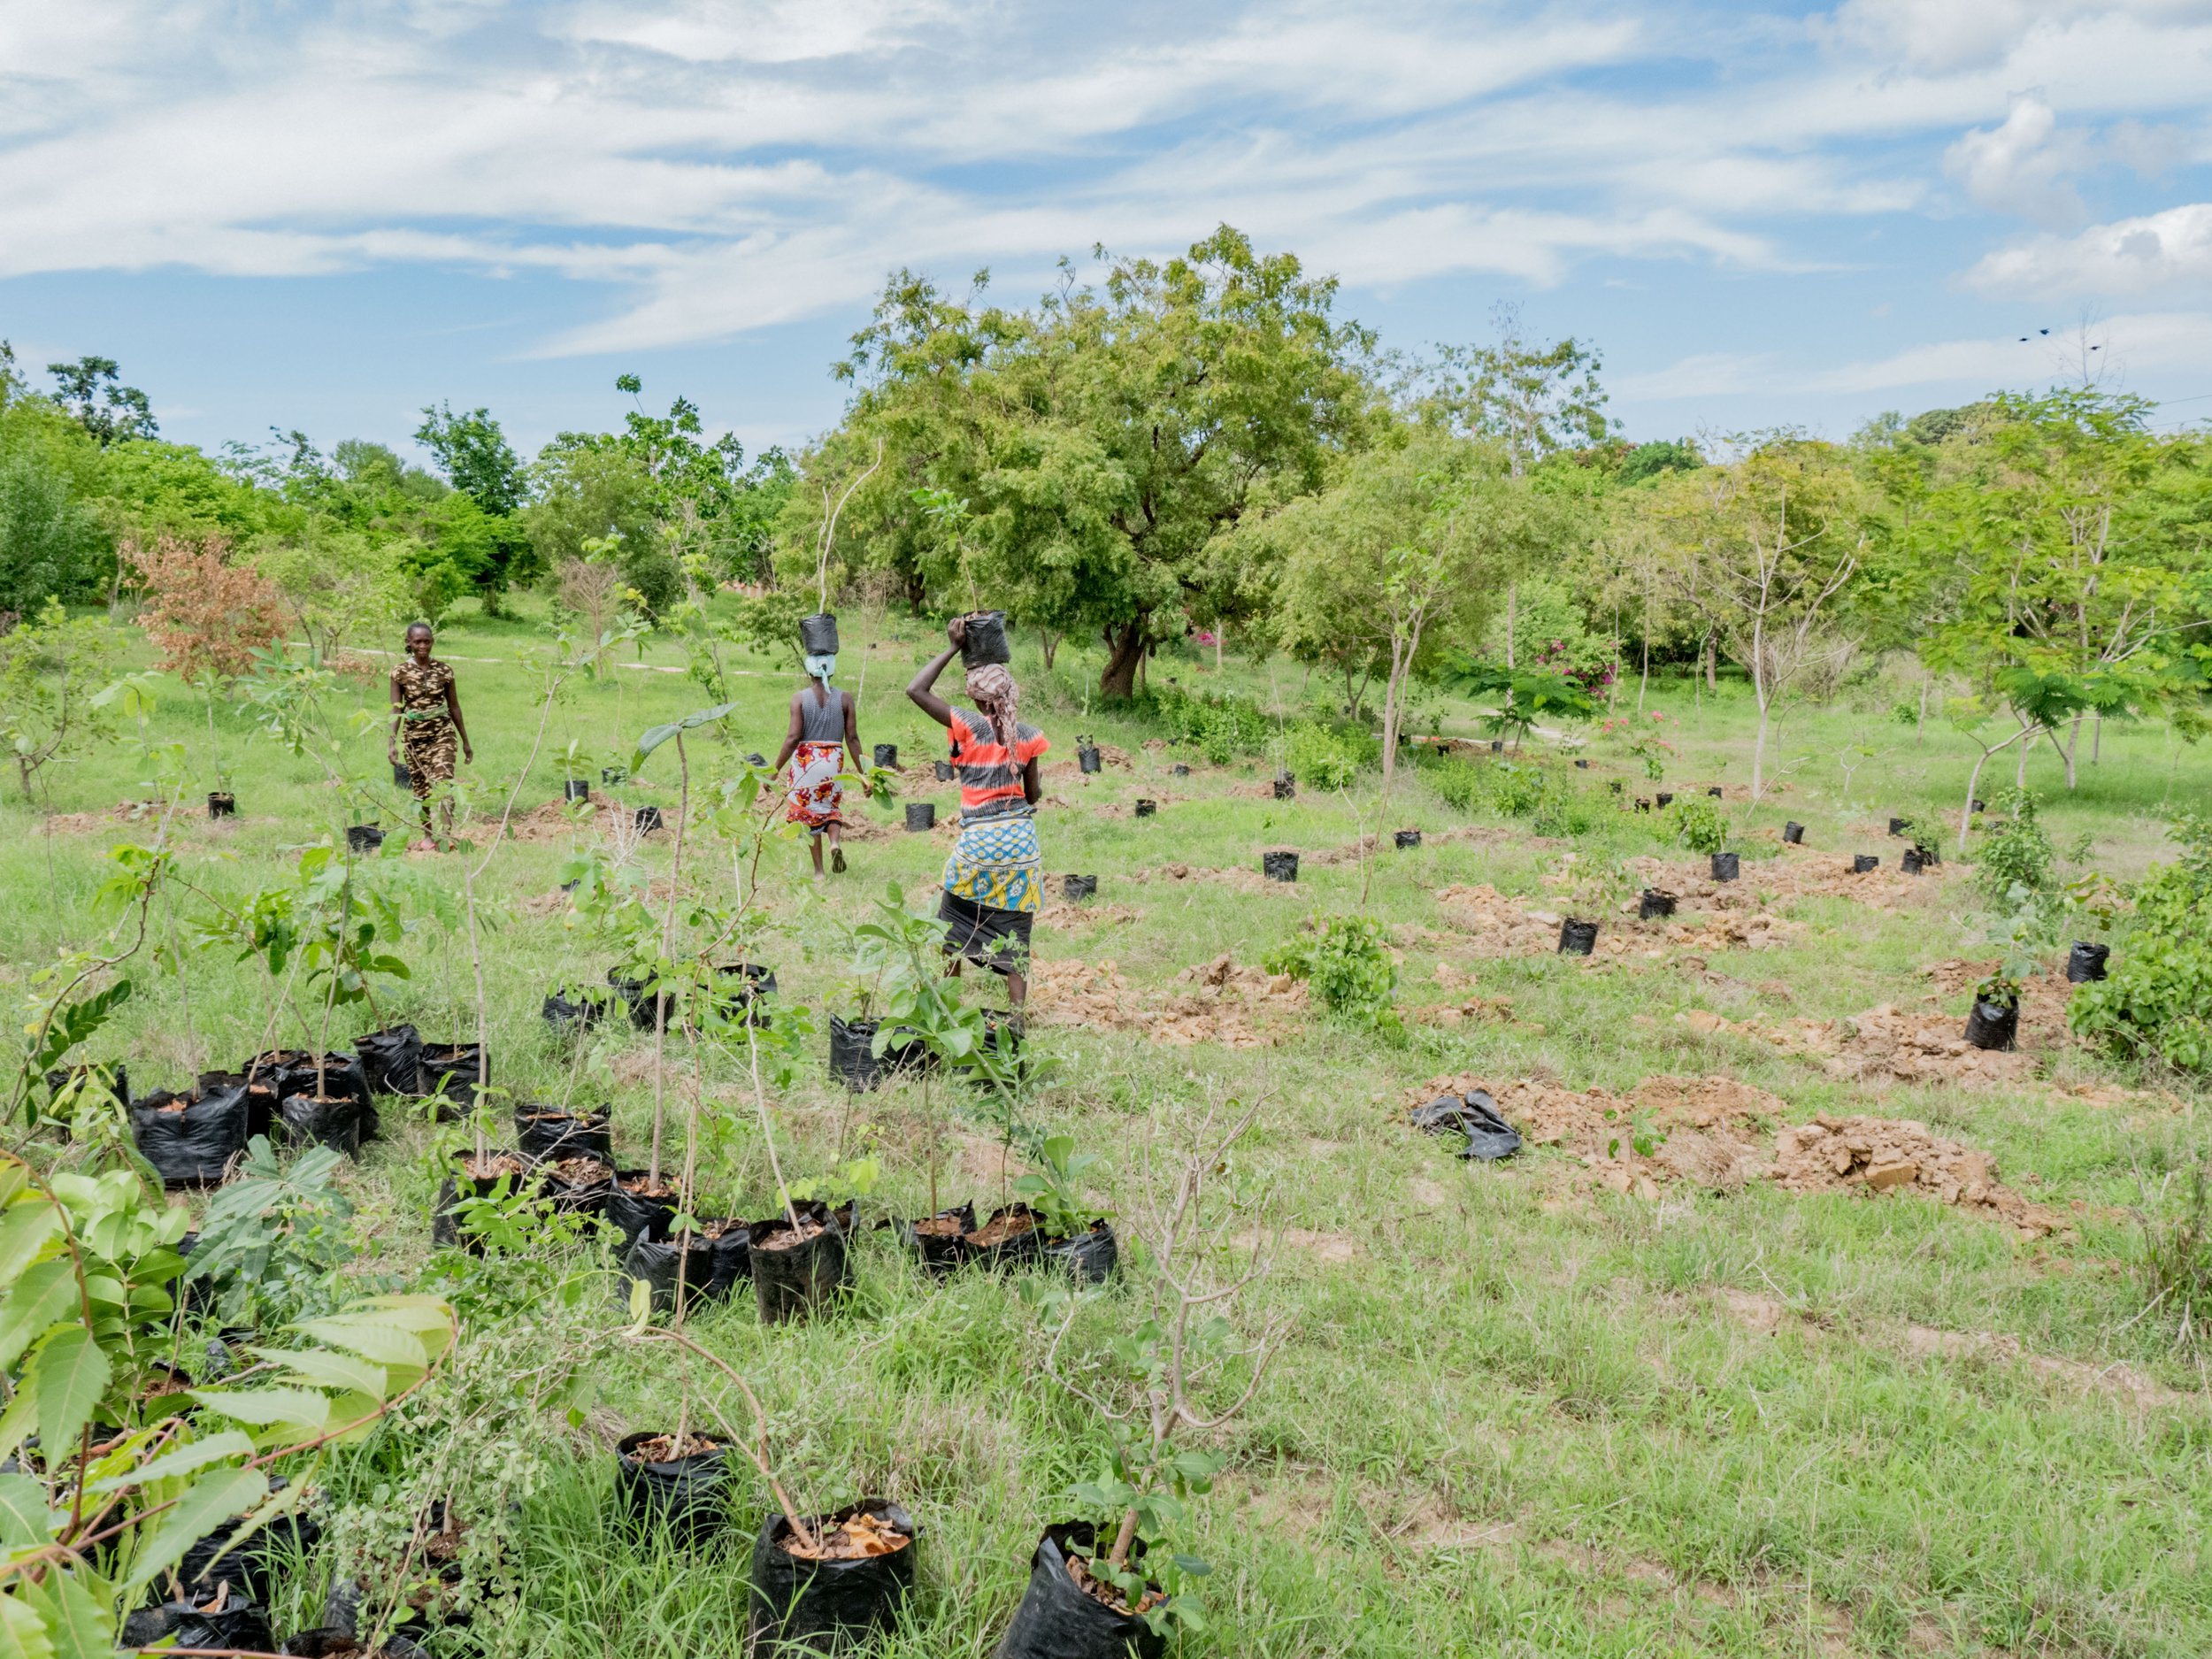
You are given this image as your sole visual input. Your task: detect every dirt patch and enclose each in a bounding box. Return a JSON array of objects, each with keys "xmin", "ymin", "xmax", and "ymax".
[
  {"xmin": 1678, "ymin": 1005, "xmax": 2040, "ymax": 1088},
  {"xmin": 1027, "ymin": 954, "xmax": 1309, "ymax": 1048},
  {"xmin": 1039, "ymin": 900, "xmax": 1142, "ymax": 930},
  {"xmin": 1770, "ymin": 1114, "xmax": 2061, "ymax": 1237},
  {"xmin": 1899, "ymin": 1325, "xmax": 2191, "ymax": 1407},
  {"xmin": 1405, "ymin": 1071, "xmax": 1780, "ymax": 1195},
  {"xmin": 1920, "ymin": 957, "xmax": 2074, "ymax": 1041},
  {"xmin": 500, "ymin": 792, "xmax": 620, "ymax": 844},
  {"xmin": 1630, "ymin": 849, "xmax": 1957, "ymax": 915},
  {"xmin": 1413, "ymin": 987, "xmax": 1520, "ymax": 1029},
  {"xmin": 519, "ymin": 891, "xmax": 571, "ymax": 918},
  {"xmin": 1432, "ymin": 885, "xmax": 1801, "ymax": 959}
]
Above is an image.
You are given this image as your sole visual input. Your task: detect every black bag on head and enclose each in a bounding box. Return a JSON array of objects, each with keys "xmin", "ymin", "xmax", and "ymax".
[
  {"xmin": 959, "ymin": 611, "xmax": 1010, "ymax": 667},
  {"xmin": 799, "ymin": 613, "xmax": 840, "ymax": 657}
]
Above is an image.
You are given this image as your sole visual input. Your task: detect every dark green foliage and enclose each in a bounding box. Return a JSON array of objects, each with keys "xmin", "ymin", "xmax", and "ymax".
[
  {"xmin": 2070, "ymin": 815, "xmax": 2212, "ymax": 1072},
  {"xmin": 1617, "ymin": 438, "xmax": 1701, "ymax": 485},
  {"xmin": 1973, "ymin": 790, "xmax": 2056, "ymax": 903},
  {"xmin": 1144, "ymin": 681, "xmax": 1273, "ymax": 764},
  {"xmin": 46, "ymin": 355, "xmax": 157, "ymax": 446},
  {"xmin": 416, "ymin": 403, "xmax": 528, "ymax": 516},
  {"xmin": 1264, "ymin": 911, "xmax": 1398, "ymax": 1029}
]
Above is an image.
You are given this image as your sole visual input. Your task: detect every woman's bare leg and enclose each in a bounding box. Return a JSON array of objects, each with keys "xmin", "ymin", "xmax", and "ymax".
[{"xmin": 809, "ymin": 831, "xmax": 826, "ymax": 875}]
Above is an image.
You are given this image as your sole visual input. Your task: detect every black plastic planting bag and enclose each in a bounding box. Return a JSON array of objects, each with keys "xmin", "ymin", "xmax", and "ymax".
[
  {"xmin": 1394, "ymin": 830, "xmax": 1421, "ymax": 849},
  {"xmin": 285, "ymin": 1627, "xmax": 426, "ymax": 1659},
  {"xmin": 515, "ymin": 1104, "xmax": 612, "ymax": 1162},
  {"xmin": 541, "ymin": 987, "xmax": 607, "ymax": 1038},
  {"xmin": 279, "ymin": 1092, "xmax": 363, "ymax": 1156},
  {"xmin": 703, "ymin": 1222, "xmax": 752, "ymax": 1297},
  {"xmin": 1063, "ymin": 874, "xmax": 1097, "ymax": 901},
  {"xmin": 417, "ymin": 1044, "xmax": 488, "ymax": 1116},
  {"xmin": 994, "ymin": 1524, "xmax": 1164, "ymax": 1659},
  {"xmin": 1043, "ymin": 1221, "xmax": 1119, "ymax": 1286},
  {"xmin": 45, "ymin": 1063, "xmax": 128, "ymax": 1111},
  {"xmin": 713, "ymin": 963, "xmax": 778, "ymax": 1027},
  {"xmin": 1783, "ymin": 822, "xmax": 1805, "ymax": 844},
  {"xmin": 1852, "ymin": 854, "xmax": 1879, "ymax": 873},
  {"xmin": 1638, "ymin": 889, "xmax": 1676, "ymax": 920},
  {"xmin": 1710, "ymin": 852, "xmax": 1740, "ymax": 882},
  {"xmin": 829, "ymin": 1015, "xmax": 886, "ymax": 1091},
  {"xmin": 896, "ymin": 1202, "xmax": 977, "ymax": 1276},
  {"xmin": 873, "ymin": 742, "xmax": 899, "ymax": 768},
  {"xmin": 752, "ymin": 1202, "xmax": 853, "ymax": 1324},
  {"xmin": 1557, "ymin": 919, "xmax": 1598, "ymax": 956},
  {"xmin": 1078, "ymin": 745, "xmax": 1102, "ymax": 775},
  {"xmin": 748, "ymin": 1501, "xmax": 917, "ymax": 1656},
  {"xmin": 966, "ymin": 1203, "xmax": 1044, "ymax": 1271},
  {"xmin": 132, "ymin": 1083, "xmax": 250, "ymax": 1188},
  {"xmin": 615, "ymin": 1431, "xmax": 729, "ymax": 1548},
  {"xmin": 2067, "ymin": 942, "xmax": 2111, "ymax": 984},
  {"xmin": 905, "ymin": 802, "xmax": 935, "ymax": 831},
  {"xmin": 174, "ymin": 1486, "xmax": 319, "ymax": 1605},
  {"xmin": 1963, "ymin": 998, "xmax": 2019, "ymax": 1052},
  {"xmin": 958, "ymin": 611, "xmax": 1010, "ymax": 667},
  {"xmin": 166, "ymin": 1595, "xmax": 276, "ymax": 1655},
  {"xmin": 799, "ymin": 612, "xmax": 840, "ymax": 656},
  {"xmin": 354, "ymin": 1025, "xmax": 423, "ymax": 1096},
  {"xmin": 604, "ymin": 1172, "xmax": 680, "ymax": 1248},
  {"xmin": 541, "ymin": 1156, "xmax": 615, "ymax": 1218},
  {"xmin": 623, "ymin": 1233, "xmax": 716, "ymax": 1314},
  {"xmin": 1412, "ymin": 1090, "xmax": 1521, "ymax": 1161},
  {"xmin": 1262, "ymin": 850, "xmax": 1298, "ymax": 882},
  {"xmin": 431, "ymin": 1154, "xmax": 538, "ymax": 1249},
  {"xmin": 1901, "ymin": 849, "xmax": 1924, "ymax": 875}
]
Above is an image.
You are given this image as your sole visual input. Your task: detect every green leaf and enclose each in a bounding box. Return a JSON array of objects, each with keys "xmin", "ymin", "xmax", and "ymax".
[
  {"xmin": 0, "ymin": 1204, "xmax": 61, "ymax": 1288},
  {"xmin": 249, "ymin": 1347, "xmax": 388, "ymax": 1399},
  {"xmin": 119, "ymin": 1464, "xmax": 267, "ymax": 1603},
  {"xmin": 31, "ymin": 1329, "xmax": 111, "ymax": 1464},
  {"xmin": 292, "ymin": 1315, "xmax": 432, "ymax": 1373},
  {"xmin": 0, "ymin": 1261, "xmax": 76, "ymax": 1373},
  {"xmin": 89, "ymin": 1430, "xmax": 255, "ymax": 1495},
  {"xmin": 0, "ymin": 1475, "xmax": 51, "ymax": 1548},
  {"xmin": 16, "ymin": 1564, "xmax": 110, "ymax": 1659},
  {"xmin": 629, "ymin": 701, "xmax": 739, "ymax": 773},
  {"xmin": 0, "ymin": 1591, "xmax": 56, "ymax": 1659},
  {"xmin": 189, "ymin": 1386, "xmax": 330, "ymax": 1435}
]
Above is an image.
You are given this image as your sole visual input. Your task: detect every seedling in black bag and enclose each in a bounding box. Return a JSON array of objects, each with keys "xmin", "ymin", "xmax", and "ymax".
[{"xmin": 1018, "ymin": 1094, "xmax": 1283, "ymax": 1642}]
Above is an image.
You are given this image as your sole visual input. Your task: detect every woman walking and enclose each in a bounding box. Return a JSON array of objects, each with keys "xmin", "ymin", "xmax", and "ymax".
[
  {"xmin": 772, "ymin": 644, "xmax": 867, "ymax": 876},
  {"xmin": 907, "ymin": 618, "xmax": 1049, "ymax": 1009},
  {"xmin": 387, "ymin": 623, "xmax": 472, "ymax": 849}
]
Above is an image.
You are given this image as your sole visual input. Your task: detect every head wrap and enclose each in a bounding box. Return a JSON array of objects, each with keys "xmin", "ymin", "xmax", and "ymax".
[
  {"xmin": 803, "ymin": 652, "xmax": 837, "ymax": 683},
  {"xmin": 964, "ymin": 662, "xmax": 1019, "ymax": 754}
]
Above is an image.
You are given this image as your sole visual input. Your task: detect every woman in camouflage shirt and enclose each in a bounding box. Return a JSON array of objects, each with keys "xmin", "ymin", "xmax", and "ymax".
[{"xmin": 387, "ymin": 623, "xmax": 473, "ymax": 847}]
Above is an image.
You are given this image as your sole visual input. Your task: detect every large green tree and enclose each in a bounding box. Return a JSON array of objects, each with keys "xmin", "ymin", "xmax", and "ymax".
[{"xmin": 803, "ymin": 226, "xmax": 1374, "ymax": 696}]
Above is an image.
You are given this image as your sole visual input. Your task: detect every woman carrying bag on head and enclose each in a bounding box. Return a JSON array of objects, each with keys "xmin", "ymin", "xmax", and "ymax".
[
  {"xmin": 906, "ymin": 618, "xmax": 1048, "ymax": 1010},
  {"xmin": 772, "ymin": 645, "xmax": 868, "ymax": 877}
]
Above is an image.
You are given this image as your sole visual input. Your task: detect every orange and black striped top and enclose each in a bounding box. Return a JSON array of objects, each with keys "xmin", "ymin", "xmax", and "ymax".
[{"xmin": 947, "ymin": 707, "xmax": 1049, "ymax": 825}]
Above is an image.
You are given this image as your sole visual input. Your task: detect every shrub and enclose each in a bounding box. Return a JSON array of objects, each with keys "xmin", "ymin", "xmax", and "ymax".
[
  {"xmin": 2070, "ymin": 815, "xmax": 2212, "ymax": 1073},
  {"xmin": 1488, "ymin": 762, "xmax": 1545, "ymax": 818},
  {"xmin": 1147, "ymin": 682, "xmax": 1271, "ymax": 764},
  {"xmin": 1427, "ymin": 757, "xmax": 1482, "ymax": 812},
  {"xmin": 1285, "ymin": 719, "xmax": 1369, "ymax": 790},
  {"xmin": 1666, "ymin": 795, "xmax": 1729, "ymax": 854},
  {"xmin": 1265, "ymin": 913, "xmax": 1398, "ymax": 1030},
  {"xmin": 1532, "ymin": 781, "xmax": 1596, "ymax": 838},
  {"xmin": 1974, "ymin": 789, "xmax": 2057, "ymax": 902}
]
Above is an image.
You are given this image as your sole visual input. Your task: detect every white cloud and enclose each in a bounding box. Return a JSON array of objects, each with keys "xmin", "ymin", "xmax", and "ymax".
[
  {"xmin": 1822, "ymin": 0, "xmax": 2212, "ymax": 74},
  {"xmin": 1613, "ymin": 351, "xmax": 1780, "ymax": 399},
  {"xmin": 1945, "ymin": 96, "xmax": 2088, "ymax": 226},
  {"xmin": 1964, "ymin": 202, "xmax": 2212, "ymax": 296}
]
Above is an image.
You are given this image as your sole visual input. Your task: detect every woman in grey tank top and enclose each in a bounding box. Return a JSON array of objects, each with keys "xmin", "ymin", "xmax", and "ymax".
[{"xmin": 772, "ymin": 649, "xmax": 868, "ymax": 875}]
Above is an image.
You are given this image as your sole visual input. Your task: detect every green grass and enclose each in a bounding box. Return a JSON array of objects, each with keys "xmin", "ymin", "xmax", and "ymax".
[{"xmin": 10, "ymin": 597, "xmax": 2212, "ymax": 1657}]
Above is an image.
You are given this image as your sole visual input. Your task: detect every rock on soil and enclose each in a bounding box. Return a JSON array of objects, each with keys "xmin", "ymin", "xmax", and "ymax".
[{"xmin": 1770, "ymin": 1115, "xmax": 2062, "ymax": 1237}]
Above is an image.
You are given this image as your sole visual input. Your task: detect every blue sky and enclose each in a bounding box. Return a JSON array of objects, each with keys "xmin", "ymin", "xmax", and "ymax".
[{"xmin": 4, "ymin": 0, "xmax": 2211, "ymax": 465}]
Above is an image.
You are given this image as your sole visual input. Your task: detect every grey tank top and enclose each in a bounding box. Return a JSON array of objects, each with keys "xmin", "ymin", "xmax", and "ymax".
[{"xmin": 798, "ymin": 686, "xmax": 847, "ymax": 742}]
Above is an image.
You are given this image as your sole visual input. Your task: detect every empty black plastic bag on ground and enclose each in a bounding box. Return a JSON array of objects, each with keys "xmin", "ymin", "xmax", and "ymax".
[
  {"xmin": 1411, "ymin": 1090, "xmax": 1521, "ymax": 1161},
  {"xmin": 2066, "ymin": 941, "xmax": 2110, "ymax": 983},
  {"xmin": 132, "ymin": 1082, "xmax": 250, "ymax": 1187},
  {"xmin": 748, "ymin": 1501, "xmax": 916, "ymax": 1656},
  {"xmin": 994, "ymin": 1523, "xmax": 1164, "ymax": 1659},
  {"xmin": 616, "ymin": 1432, "xmax": 729, "ymax": 1548}
]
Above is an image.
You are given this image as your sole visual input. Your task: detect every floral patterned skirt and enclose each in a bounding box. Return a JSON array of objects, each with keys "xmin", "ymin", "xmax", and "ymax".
[{"xmin": 785, "ymin": 741, "xmax": 845, "ymax": 831}]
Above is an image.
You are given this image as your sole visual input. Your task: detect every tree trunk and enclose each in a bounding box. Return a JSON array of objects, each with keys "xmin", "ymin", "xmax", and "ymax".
[
  {"xmin": 1917, "ymin": 673, "xmax": 1929, "ymax": 744},
  {"xmin": 1040, "ymin": 630, "xmax": 1059, "ymax": 671},
  {"xmin": 1099, "ymin": 617, "xmax": 1148, "ymax": 700},
  {"xmin": 2093, "ymin": 710, "xmax": 2102, "ymax": 764},
  {"xmin": 2062, "ymin": 712, "xmax": 2082, "ymax": 789},
  {"xmin": 1215, "ymin": 624, "xmax": 1224, "ymax": 674},
  {"xmin": 1702, "ymin": 631, "xmax": 1717, "ymax": 690},
  {"xmin": 1751, "ymin": 700, "xmax": 1770, "ymax": 802}
]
